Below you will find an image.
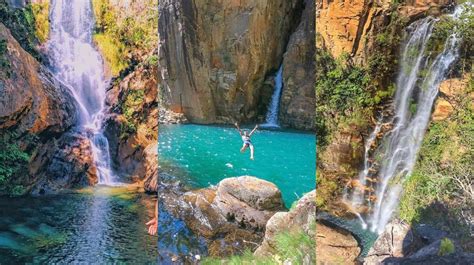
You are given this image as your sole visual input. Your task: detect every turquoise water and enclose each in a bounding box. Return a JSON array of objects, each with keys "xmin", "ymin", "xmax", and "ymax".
[
  {"xmin": 158, "ymin": 124, "xmax": 316, "ymax": 207},
  {"xmin": 0, "ymin": 187, "xmax": 157, "ymax": 264}
]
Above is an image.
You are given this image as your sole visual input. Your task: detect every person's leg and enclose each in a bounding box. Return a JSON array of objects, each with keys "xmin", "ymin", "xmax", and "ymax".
[
  {"xmin": 240, "ymin": 144, "xmax": 248, "ymax": 153},
  {"xmin": 249, "ymin": 144, "xmax": 255, "ymax": 160}
]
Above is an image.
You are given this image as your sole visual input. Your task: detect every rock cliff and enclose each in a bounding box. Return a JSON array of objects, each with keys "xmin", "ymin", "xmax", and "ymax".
[
  {"xmin": 0, "ymin": 22, "xmax": 98, "ymax": 194},
  {"xmin": 158, "ymin": 0, "xmax": 315, "ymax": 129}
]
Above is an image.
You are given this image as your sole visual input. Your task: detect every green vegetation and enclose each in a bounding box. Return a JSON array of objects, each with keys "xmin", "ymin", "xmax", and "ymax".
[
  {"xmin": 0, "ymin": 133, "xmax": 29, "ymax": 196},
  {"xmin": 91, "ymin": 0, "xmax": 158, "ymax": 76},
  {"xmin": 0, "ymin": 0, "xmax": 39, "ymax": 58},
  {"xmin": 120, "ymin": 89, "xmax": 145, "ymax": 139},
  {"xmin": 438, "ymin": 238, "xmax": 455, "ymax": 256},
  {"xmin": 30, "ymin": 2, "xmax": 50, "ymax": 43},
  {"xmin": 0, "ymin": 38, "xmax": 11, "ymax": 76},
  {"xmin": 399, "ymin": 76, "xmax": 473, "ymax": 235},
  {"xmin": 202, "ymin": 228, "xmax": 315, "ymax": 265}
]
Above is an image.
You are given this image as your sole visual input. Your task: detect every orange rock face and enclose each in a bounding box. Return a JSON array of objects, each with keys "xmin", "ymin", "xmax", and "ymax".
[{"xmin": 0, "ymin": 23, "xmax": 76, "ymax": 135}]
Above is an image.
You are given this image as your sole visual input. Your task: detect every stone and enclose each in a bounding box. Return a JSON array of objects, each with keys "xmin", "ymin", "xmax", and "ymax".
[
  {"xmin": 280, "ymin": 0, "xmax": 316, "ymax": 131},
  {"xmin": 364, "ymin": 219, "xmax": 415, "ymax": 264},
  {"xmin": 255, "ymin": 190, "xmax": 316, "ymax": 260},
  {"xmin": 168, "ymin": 176, "xmax": 285, "ymax": 256},
  {"xmin": 432, "ymin": 98, "xmax": 454, "ymax": 121}
]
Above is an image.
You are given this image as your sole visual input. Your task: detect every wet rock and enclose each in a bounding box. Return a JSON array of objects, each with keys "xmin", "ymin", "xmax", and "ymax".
[
  {"xmin": 255, "ymin": 190, "xmax": 316, "ymax": 261},
  {"xmin": 158, "ymin": 0, "xmax": 304, "ymax": 124},
  {"xmin": 29, "ymin": 133, "xmax": 97, "ymax": 195}
]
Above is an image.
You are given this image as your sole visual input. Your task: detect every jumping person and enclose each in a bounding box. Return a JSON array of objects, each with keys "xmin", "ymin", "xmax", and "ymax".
[{"xmin": 234, "ymin": 123, "xmax": 258, "ymax": 160}]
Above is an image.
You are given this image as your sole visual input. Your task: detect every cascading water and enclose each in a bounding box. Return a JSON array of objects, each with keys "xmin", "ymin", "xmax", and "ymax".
[
  {"xmin": 346, "ymin": 6, "xmax": 465, "ymax": 234},
  {"xmin": 47, "ymin": 0, "xmax": 115, "ymax": 184},
  {"xmin": 262, "ymin": 65, "xmax": 283, "ymax": 128}
]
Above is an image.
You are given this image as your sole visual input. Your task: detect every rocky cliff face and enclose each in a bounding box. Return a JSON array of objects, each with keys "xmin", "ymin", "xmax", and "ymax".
[
  {"xmin": 0, "ymin": 22, "xmax": 98, "ymax": 194},
  {"xmin": 316, "ymin": 0, "xmax": 452, "ymax": 64},
  {"xmin": 104, "ymin": 51, "xmax": 158, "ymax": 192},
  {"xmin": 158, "ymin": 0, "xmax": 314, "ymax": 128},
  {"xmin": 280, "ymin": 0, "xmax": 316, "ymax": 130}
]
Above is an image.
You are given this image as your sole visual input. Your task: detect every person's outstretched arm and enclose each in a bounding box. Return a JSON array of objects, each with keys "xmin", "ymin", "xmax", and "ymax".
[
  {"xmin": 249, "ymin": 124, "xmax": 259, "ymax": 136},
  {"xmin": 234, "ymin": 122, "xmax": 243, "ymax": 136}
]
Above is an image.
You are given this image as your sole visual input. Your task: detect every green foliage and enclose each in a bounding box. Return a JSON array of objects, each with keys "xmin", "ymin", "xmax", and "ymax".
[
  {"xmin": 0, "ymin": 38, "xmax": 11, "ymax": 75},
  {"xmin": 30, "ymin": 2, "xmax": 50, "ymax": 43},
  {"xmin": 146, "ymin": 55, "xmax": 159, "ymax": 67},
  {"xmin": 399, "ymin": 86, "xmax": 473, "ymax": 233},
  {"xmin": 92, "ymin": 0, "xmax": 158, "ymax": 76},
  {"xmin": 93, "ymin": 33, "xmax": 128, "ymax": 76},
  {"xmin": 120, "ymin": 89, "xmax": 145, "ymax": 139},
  {"xmin": 201, "ymin": 228, "xmax": 315, "ymax": 264},
  {"xmin": 0, "ymin": 0, "xmax": 39, "ymax": 58},
  {"xmin": 0, "ymin": 133, "xmax": 29, "ymax": 195},
  {"xmin": 438, "ymin": 238, "xmax": 455, "ymax": 256}
]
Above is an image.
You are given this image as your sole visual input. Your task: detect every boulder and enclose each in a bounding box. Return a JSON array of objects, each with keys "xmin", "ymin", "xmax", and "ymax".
[
  {"xmin": 315, "ymin": 221, "xmax": 360, "ymax": 264},
  {"xmin": 29, "ymin": 133, "xmax": 98, "ymax": 195},
  {"xmin": 432, "ymin": 98, "xmax": 454, "ymax": 121},
  {"xmin": 364, "ymin": 219, "xmax": 416, "ymax": 264},
  {"xmin": 172, "ymin": 176, "xmax": 285, "ymax": 256},
  {"xmin": 254, "ymin": 190, "xmax": 316, "ymax": 261}
]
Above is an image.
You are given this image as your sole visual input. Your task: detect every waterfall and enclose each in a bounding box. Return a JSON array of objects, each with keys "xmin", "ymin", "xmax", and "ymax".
[
  {"xmin": 347, "ymin": 6, "xmax": 465, "ymax": 234},
  {"xmin": 262, "ymin": 65, "xmax": 283, "ymax": 128},
  {"xmin": 47, "ymin": 0, "xmax": 115, "ymax": 185}
]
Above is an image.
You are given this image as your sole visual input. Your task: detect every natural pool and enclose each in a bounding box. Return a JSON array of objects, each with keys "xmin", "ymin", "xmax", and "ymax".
[
  {"xmin": 0, "ymin": 186, "xmax": 157, "ymax": 264},
  {"xmin": 158, "ymin": 124, "xmax": 316, "ymax": 207}
]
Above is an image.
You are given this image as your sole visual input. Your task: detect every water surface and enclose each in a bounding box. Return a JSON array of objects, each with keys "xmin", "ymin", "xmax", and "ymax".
[
  {"xmin": 0, "ymin": 186, "xmax": 157, "ymax": 264},
  {"xmin": 158, "ymin": 124, "xmax": 316, "ymax": 207}
]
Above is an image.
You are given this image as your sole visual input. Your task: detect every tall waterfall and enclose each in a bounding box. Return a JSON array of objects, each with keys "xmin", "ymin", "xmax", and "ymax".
[
  {"xmin": 346, "ymin": 7, "xmax": 464, "ymax": 234},
  {"xmin": 47, "ymin": 0, "xmax": 115, "ymax": 184},
  {"xmin": 262, "ymin": 65, "xmax": 283, "ymax": 128}
]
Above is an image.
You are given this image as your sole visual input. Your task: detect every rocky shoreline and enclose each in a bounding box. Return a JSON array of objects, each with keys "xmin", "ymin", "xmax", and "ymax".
[{"xmin": 159, "ymin": 173, "xmax": 316, "ymax": 262}]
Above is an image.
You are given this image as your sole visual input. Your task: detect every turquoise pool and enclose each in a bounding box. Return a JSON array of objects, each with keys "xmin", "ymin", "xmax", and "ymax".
[{"xmin": 158, "ymin": 124, "xmax": 316, "ymax": 207}]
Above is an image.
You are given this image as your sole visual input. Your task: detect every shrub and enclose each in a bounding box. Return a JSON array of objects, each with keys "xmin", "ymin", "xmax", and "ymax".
[
  {"xmin": 438, "ymin": 238, "xmax": 455, "ymax": 256},
  {"xmin": 0, "ymin": 133, "xmax": 29, "ymax": 195},
  {"xmin": 30, "ymin": 2, "xmax": 49, "ymax": 43}
]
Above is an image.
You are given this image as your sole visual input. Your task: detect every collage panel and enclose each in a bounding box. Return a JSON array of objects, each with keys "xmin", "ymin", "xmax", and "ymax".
[
  {"xmin": 1, "ymin": 0, "xmax": 158, "ymax": 263},
  {"xmin": 315, "ymin": 0, "xmax": 473, "ymax": 264},
  {"xmin": 157, "ymin": 0, "xmax": 316, "ymax": 264}
]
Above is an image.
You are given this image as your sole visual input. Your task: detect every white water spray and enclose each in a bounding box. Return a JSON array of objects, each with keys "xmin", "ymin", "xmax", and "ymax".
[
  {"xmin": 47, "ymin": 0, "xmax": 115, "ymax": 184},
  {"xmin": 262, "ymin": 65, "xmax": 283, "ymax": 128},
  {"xmin": 347, "ymin": 6, "xmax": 467, "ymax": 234}
]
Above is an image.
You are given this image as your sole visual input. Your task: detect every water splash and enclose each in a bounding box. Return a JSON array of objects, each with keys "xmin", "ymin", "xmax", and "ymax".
[
  {"xmin": 47, "ymin": 0, "xmax": 115, "ymax": 184},
  {"xmin": 261, "ymin": 65, "xmax": 283, "ymax": 128},
  {"xmin": 347, "ymin": 6, "xmax": 465, "ymax": 234}
]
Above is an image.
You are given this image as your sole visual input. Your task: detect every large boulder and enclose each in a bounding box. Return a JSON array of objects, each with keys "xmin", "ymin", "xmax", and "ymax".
[
  {"xmin": 158, "ymin": 0, "xmax": 304, "ymax": 124},
  {"xmin": 364, "ymin": 219, "xmax": 474, "ymax": 264},
  {"xmin": 171, "ymin": 176, "xmax": 285, "ymax": 256}
]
